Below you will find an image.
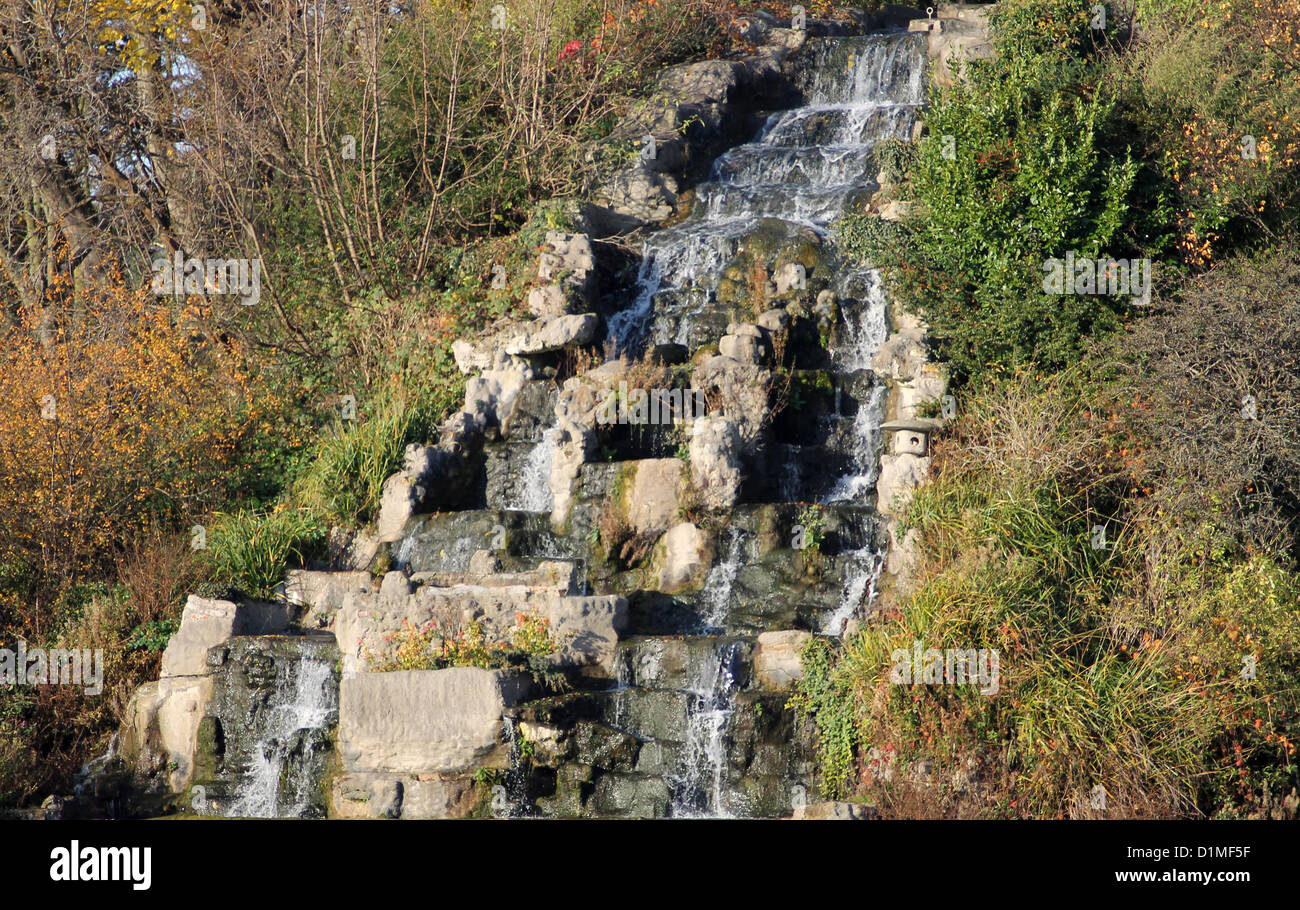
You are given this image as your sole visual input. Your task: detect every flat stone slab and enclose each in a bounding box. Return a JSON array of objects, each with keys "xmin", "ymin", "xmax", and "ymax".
[{"xmin": 338, "ymin": 668, "xmax": 529, "ymax": 775}]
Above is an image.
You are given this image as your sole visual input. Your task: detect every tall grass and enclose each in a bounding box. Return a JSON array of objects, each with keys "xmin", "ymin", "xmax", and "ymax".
[{"xmin": 794, "ymin": 372, "xmax": 1300, "ymax": 817}]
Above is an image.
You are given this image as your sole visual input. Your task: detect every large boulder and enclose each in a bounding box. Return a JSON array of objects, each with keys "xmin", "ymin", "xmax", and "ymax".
[
  {"xmin": 338, "ymin": 668, "xmax": 530, "ymax": 774},
  {"xmin": 688, "ymin": 416, "xmax": 744, "ymax": 510},
  {"xmin": 119, "ymin": 676, "xmax": 214, "ymax": 793},
  {"xmin": 626, "ymin": 458, "xmax": 685, "ymax": 537}
]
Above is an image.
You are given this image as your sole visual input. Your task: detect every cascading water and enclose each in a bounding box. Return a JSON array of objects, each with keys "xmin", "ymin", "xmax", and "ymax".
[
  {"xmin": 217, "ymin": 638, "xmax": 339, "ymax": 819},
  {"xmin": 608, "ymin": 31, "xmax": 925, "ymax": 352},
  {"xmin": 637, "ymin": 32, "xmax": 926, "ymax": 816},
  {"xmin": 697, "ymin": 528, "xmax": 747, "ymax": 633},
  {"xmin": 509, "ymin": 428, "xmax": 557, "ymax": 513},
  {"xmin": 670, "ymin": 640, "xmax": 745, "ymax": 818}
]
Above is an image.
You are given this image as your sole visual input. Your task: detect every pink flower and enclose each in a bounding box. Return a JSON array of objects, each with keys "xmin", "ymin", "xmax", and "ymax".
[{"xmin": 558, "ymin": 40, "xmax": 582, "ymax": 62}]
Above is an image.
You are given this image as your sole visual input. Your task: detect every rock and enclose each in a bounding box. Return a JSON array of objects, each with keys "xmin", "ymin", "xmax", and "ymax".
[
  {"xmin": 452, "ymin": 338, "xmax": 491, "ymax": 373},
  {"xmin": 655, "ymin": 522, "xmax": 710, "ymax": 592},
  {"xmin": 896, "ymin": 363, "xmax": 949, "ymax": 420},
  {"xmin": 773, "ymin": 261, "xmax": 808, "ymax": 295},
  {"xmin": 527, "ymin": 284, "xmax": 572, "ymax": 318},
  {"xmin": 399, "ymin": 776, "xmax": 481, "ymax": 819},
  {"xmin": 119, "ymin": 676, "xmax": 214, "ymax": 792},
  {"xmin": 600, "ymin": 164, "xmax": 678, "ymax": 224},
  {"xmin": 757, "ymin": 308, "xmax": 791, "ymax": 332},
  {"xmin": 814, "ymin": 289, "xmax": 836, "ymax": 319},
  {"xmin": 649, "ymin": 343, "xmax": 690, "ymax": 365},
  {"xmin": 658, "ymin": 60, "xmax": 745, "ymax": 104},
  {"xmin": 160, "ymin": 596, "xmax": 290, "ymax": 678},
  {"xmin": 912, "ymin": 6, "xmax": 994, "ymax": 91},
  {"xmin": 718, "ymin": 332, "xmax": 765, "ymax": 364},
  {"xmin": 464, "ymin": 368, "xmax": 528, "ymax": 431},
  {"xmin": 794, "ymin": 800, "xmax": 877, "ymax": 820},
  {"xmin": 502, "ymin": 314, "xmax": 598, "ymax": 357},
  {"xmin": 283, "ymin": 571, "xmax": 374, "ymax": 629},
  {"xmin": 379, "ymin": 570, "xmax": 412, "ymax": 601},
  {"xmin": 626, "ymin": 458, "xmax": 685, "ymax": 536},
  {"xmin": 550, "ymin": 418, "xmax": 596, "ymax": 528},
  {"xmin": 537, "ymin": 231, "xmax": 595, "ymax": 286},
  {"xmin": 694, "ymin": 356, "xmax": 772, "ymax": 444},
  {"xmin": 754, "ymin": 630, "xmax": 813, "ymax": 690},
  {"xmin": 338, "ymin": 668, "xmax": 530, "ymax": 774},
  {"xmin": 688, "ymin": 416, "xmax": 744, "ymax": 510},
  {"xmin": 375, "ymin": 431, "xmax": 486, "ymax": 543},
  {"xmin": 333, "ymin": 584, "xmax": 628, "ymax": 678},
  {"xmin": 331, "ymin": 773, "xmax": 402, "ymax": 819}
]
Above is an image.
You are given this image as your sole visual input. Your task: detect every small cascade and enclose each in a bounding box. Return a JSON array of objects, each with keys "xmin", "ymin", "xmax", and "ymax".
[
  {"xmin": 493, "ymin": 717, "xmax": 535, "ymax": 819},
  {"xmin": 608, "ymin": 31, "xmax": 925, "ymax": 352},
  {"xmin": 508, "ymin": 428, "xmax": 556, "ymax": 513},
  {"xmin": 823, "ymin": 382, "xmax": 887, "ymax": 504},
  {"xmin": 209, "ymin": 636, "xmax": 339, "ymax": 819},
  {"xmin": 822, "ymin": 548, "xmax": 885, "ymax": 635},
  {"xmin": 670, "ymin": 640, "xmax": 745, "ymax": 818},
  {"xmin": 697, "ymin": 528, "xmax": 747, "ymax": 633}
]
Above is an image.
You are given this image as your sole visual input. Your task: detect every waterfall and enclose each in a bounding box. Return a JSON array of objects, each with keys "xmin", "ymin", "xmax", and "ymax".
[
  {"xmin": 824, "ymin": 382, "xmax": 887, "ymax": 504},
  {"xmin": 608, "ymin": 32, "xmax": 925, "ymax": 351},
  {"xmin": 697, "ymin": 528, "xmax": 746, "ymax": 632},
  {"xmin": 226, "ymin": 645, "xmax": 337, "ymax": 818},
  {"xmin": 671, "ymin": 640, "xmax": 745, "ymax": 818},
  {"xmin": 598, "ymin": 32, "xmax": 928, "ymax": 818},
  {"xmin": 509, "ymin": 428, "xmax": 556, "ymax": 513}
]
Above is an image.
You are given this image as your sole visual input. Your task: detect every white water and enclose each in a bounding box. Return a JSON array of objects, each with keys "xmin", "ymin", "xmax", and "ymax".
[
  {"xmin": 672, "ymin": 641, "xmax": 745, "ymax": 818},
  {"xmin": 608, "ymin": 33, "xmax": 925, "ymax": 351},
  {"xmin": 228, "ymin": 652, "xmax": 336, "ymax": 818},
  {"xmin": 509, "ymin": 427, "xmax": 556, "ymax": 513},
  {"xmin": 822, "ymin": 548, "xmax": 885, "ymax": 636},
  {"xmin": 632, "ymin": 34, "xmax": 927, "ymax": 815},
  {"xmin": 824, "ymin": 382, "xmax": 887, "ymax": 504},
  {"xmin": 697, "ymin": 528, "xmax": 746, "ymax": 632}
]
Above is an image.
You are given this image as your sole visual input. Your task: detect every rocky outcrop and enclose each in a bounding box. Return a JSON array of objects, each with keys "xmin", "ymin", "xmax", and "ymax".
[
  {"xmin": 587, "ymin": 13, "xmax": 870, "ymax": 231},
  {"xmin": 333, "ymin": 569, "xmax": 627, "ymax": 679},
  {"xmin": 908, "ymin": 4, "xmax": 993, "ymax": 90}
]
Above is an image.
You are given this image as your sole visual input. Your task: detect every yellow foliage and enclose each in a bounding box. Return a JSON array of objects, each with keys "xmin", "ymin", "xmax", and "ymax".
[{"xmin": 0, "ymin": 268, "xmax": 258, "ymax": 584}]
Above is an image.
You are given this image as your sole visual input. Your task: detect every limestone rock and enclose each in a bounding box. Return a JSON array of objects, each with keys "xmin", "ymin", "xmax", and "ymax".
[
  {"xmin": 655, "ymin": 522, "xmax": 710, "ymax": 592},
  {"xmin": 626, "ymin": 458, "xmax": 685, "ymax": 536},
  {"xmin": 794, "ymin": 800, "xmax": 877, "ymax": 820},
  {"xmin": 331, "ymin": 773, "xmax": 403, "ymax": 819},
  {"xmin": 333, "ymin": 583, "xmax": 628, "ymax": 678},
  {"xmin": 338, "ymin": 668, "xmax": 530, "ymax": 774},
  {"xmin": 119, "ymin": 676, "xmax": 214, "ymax": 792},
  {"xmin": 283, "ymin": 571, "xmax": 374, "ymax": 630},
  {"xmin": 160, "ymin": 596, "xmax": 290, "ymax": 678},
  {"xmin": 754, "ymin": 630, "xmax": 813, "ymax": 690},
  {"xmin": 688, "ymin": 415, "xmax": 744, "ymax": 510}
]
